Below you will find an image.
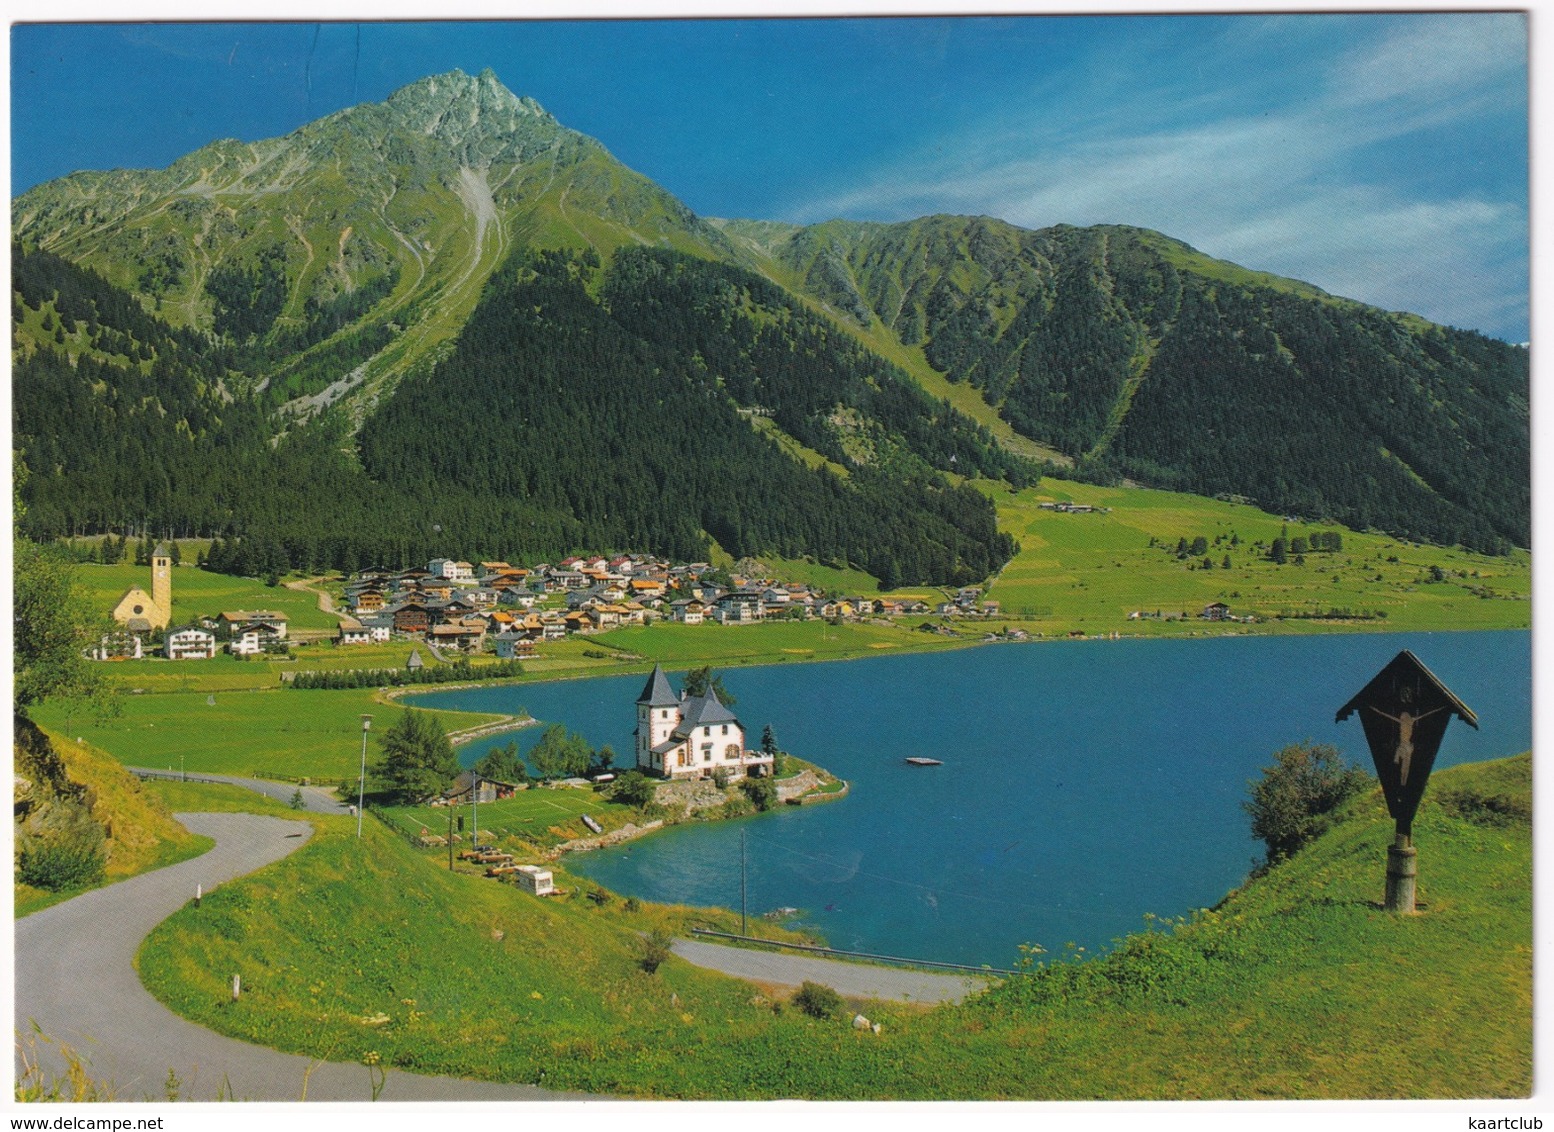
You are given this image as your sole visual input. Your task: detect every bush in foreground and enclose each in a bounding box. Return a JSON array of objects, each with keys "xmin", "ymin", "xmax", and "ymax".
[{"xmin": 1244, "ymin": 742, "xmax": 1370, "ymax": 865}]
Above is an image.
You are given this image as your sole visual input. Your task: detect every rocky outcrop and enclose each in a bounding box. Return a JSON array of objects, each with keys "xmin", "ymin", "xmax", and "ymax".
[{"xmin": 547, "ymin": 819, "xmax": 665, "ymax": 858}]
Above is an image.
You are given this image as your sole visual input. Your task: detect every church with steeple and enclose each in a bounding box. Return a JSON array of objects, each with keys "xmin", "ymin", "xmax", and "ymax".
[
  {"xmin": 634, "ymin": 664, "xmax": 770, "ymax": 780},
  {"xmin": 110, "ymin": 542, "xmax": 173, "ymax": 633}
]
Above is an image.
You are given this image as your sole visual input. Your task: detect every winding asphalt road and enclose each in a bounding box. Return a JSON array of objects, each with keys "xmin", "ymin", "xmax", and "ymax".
[
  {"xmin": 17, "ymin": 797, "xmax": 986, "ymax": 1100},
  {"xmin": 15, "ymin": 812, "xmax": 578, "ymax": 1102}
]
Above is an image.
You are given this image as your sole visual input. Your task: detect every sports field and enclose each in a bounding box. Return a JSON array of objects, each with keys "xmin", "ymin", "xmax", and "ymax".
[{"xmin": 377, "ymin": 785, "xmax": 628, "ymax": 846}]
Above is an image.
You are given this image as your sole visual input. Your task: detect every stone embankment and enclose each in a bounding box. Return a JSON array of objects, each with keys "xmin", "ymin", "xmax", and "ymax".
[
  {"xmin": 546, "ymin": 819, "xmax": 666, "ymax": 858},
  {"xmin": 445, "ymin": 715, "xmax": 537, "ymax": 745},
  {"xmin": 775, "ymin": 769, "xmax": 849, "ymax": 804}
]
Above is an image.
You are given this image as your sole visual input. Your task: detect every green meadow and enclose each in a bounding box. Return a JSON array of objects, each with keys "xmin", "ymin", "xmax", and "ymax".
[
  {"xmin": 376, "ymin": 786, "xmax": 632, "ymax": 849},
  {"xmin": 132, "ymin": 754, "xmax": 1530, "ymax": 1099},
  {"xmin": 29, "ymin": 688, "xmax": 501, "ymax": 783},
  {"xmin": 979, "ymin": 478, "xmax": 1530, "ymax": 636}
]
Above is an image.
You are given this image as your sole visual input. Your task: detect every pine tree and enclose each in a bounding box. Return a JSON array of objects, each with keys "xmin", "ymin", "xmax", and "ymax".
[{"xmin": 373, "ymin": 710, "xmax": 458, "ymax": 805}]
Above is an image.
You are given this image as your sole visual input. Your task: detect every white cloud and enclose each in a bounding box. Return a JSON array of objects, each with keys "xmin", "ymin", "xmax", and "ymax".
[
  {"xmin": 797, "ymin": 14, "xmax": 1528, "ymax": 338},
  {"xmin": 1328, "ymin": 12, "xmax": 1526, "ymax": 117}
]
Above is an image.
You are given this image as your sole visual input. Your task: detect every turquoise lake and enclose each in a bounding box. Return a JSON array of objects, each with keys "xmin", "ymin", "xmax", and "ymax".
[{"xmin": 411, "ymin": 630, "xmax": 1531, "ymax": 968}]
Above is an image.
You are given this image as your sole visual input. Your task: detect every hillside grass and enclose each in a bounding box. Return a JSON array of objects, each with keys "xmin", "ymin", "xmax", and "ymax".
[
  {"xmin": 42, "ymin": 484, "xmax": 1529, "ymax": 791},
  {"xmin": 133, "ymin": 753, "xmax": 1529, "ymax": 1098},
  {"xmin": 29, "ymin": 689, "xmax": 502, "ymax": 783},
  {"xmin": 979, "ymin": 477, "xmax": 1530, "ymax": 636},
  {"xmin": 15, "ymin": 729, "xmax": 212, "ymax": 917}
]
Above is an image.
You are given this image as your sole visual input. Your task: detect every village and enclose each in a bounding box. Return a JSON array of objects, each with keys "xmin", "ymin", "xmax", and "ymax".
[{"xmin": 95, "ymin": 545, "xmax": 1029, "ymax": 663}]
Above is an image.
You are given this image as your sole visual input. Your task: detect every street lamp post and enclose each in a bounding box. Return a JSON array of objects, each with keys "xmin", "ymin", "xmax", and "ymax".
[{"xmin": 357, "ymin": 714, "xmax": 372, "ymax": 838}]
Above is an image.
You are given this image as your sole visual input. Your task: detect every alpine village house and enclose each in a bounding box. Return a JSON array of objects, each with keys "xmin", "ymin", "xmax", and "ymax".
[{"xmin": 634, "ymin": 664, "xmax": 771, "ymax": 781}]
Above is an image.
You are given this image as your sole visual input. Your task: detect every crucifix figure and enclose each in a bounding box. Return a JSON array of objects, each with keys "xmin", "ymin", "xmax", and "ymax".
[
  {"xmin": 1337, "ymin": 650, "xmax": 1478, "ymax": 915},
  {"xmin": 1366, "ymin": 704, "xmax": 1447, "ymax": 785}
]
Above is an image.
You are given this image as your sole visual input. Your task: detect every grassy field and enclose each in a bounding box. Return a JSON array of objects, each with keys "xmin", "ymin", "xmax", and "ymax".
[
  {"xmin": 591, "ymin": 618, "xmax": 966, "ymax": 667},
  {"xmin": 979, "ymin": 477, "xmax": 1530, "ymax": 636},
  {"xmin": 132, "ymin": 753, "xmax": 1530, "ymax": 1098},
  {"xmin": 29, "ymin": 689, "xmax": 503, "ymax": 783},
  {"xmin": 375, "ymin": 785, "xmax": 630, "ymax": 849}
]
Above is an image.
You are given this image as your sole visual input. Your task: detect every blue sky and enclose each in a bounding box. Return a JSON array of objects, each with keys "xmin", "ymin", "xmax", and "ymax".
[{"xmin": 10, "ymin": 14, "xmax": 1530, "ymax": 341}]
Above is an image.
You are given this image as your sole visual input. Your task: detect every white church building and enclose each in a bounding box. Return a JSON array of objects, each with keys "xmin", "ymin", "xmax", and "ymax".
[{"xmin": 634, "ymin": 664, "xmax": 771, "ymax": 780}]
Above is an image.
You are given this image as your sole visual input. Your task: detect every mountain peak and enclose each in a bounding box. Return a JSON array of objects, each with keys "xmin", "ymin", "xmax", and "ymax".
[{"xmin": 377, "ymin": 68, "xmax": 555, "ymax": 149}]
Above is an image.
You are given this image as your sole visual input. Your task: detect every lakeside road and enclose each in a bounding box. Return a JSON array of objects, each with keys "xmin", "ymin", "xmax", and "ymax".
[
  {"xmin": 670, "ymin": 938, "xmax": 994, "ymax": 1005},
  {"xmin": 15, "ymin": 811, "xmax": 585, "ymax": 1102}
]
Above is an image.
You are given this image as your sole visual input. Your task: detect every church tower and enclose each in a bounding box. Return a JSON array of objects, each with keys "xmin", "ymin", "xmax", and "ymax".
[
  {"xmin": 635, "ymin": 664, "xmax": 681, "ymax": 773},
  {"xmin": 110, "ymin": 541, "xmax": 174, "ymax": 632},
  {"xmin": 151, "ymin": 543, "xmax": 172, "ymax": 626}
]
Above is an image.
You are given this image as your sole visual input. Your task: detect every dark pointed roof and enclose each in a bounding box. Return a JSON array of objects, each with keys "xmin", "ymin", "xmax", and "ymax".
[
  {"xmin": 637, "ymin": 663, "xmax": 679, "ymax": 708},
  {"xmin": 1335, "ymin": 649, "xmax": 1478, "ymax": 728},
  {"xmin": 674, "ymin": 687, "xmax": 740, "ymax": 735}
]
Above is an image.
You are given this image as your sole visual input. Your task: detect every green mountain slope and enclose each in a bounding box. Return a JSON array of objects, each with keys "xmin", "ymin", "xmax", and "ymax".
[
  {"xmin": 731, "ymin": 217, "xmax": 1529, "ymax": 552},
  {"xmin": 11, "ymin": 69, "xmax": 1529, "ymax": 569},
  {"xmin": 13, "ymin": 69, "xmax": 738, "ymax": 418},
  {"xmin": 357, "ymin": 249, "xmax": 1018, "ymax": 586}
]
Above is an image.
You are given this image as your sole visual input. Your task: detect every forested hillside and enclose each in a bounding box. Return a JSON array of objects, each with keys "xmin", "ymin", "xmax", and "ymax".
[
  {"xmin": 358, "ymin": 250, "xmax": 1018, "ymax": 587},
  {"xmin": 749, "ymin": 218, "xmax": 1529, "ymax": 552}
]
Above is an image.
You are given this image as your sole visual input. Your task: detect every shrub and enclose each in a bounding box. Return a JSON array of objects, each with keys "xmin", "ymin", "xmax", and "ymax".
[
  {"xmin": 613, "ymin": 769, "xmax": 658, "ymax": 809},
  {"xmin": 1244, "ymin": 742, "xmax": 1370, "ymax": 865},
  {"xmin": 640, "ymin": 928, "xmax": 674, "ymax": 974},
  {"xmin": 1436, "ymin": 786, "xmax": 1531, "ymax": 827},
  {"xmin": 741, "ymin": 775, "xmax": 777, "ymax": 811},
  {"xmin": 18, "ymin": 837, "xmax": 105, "ymax": 891},
  {"xmin": 711, "ymin": 766, "xmax": 732, "ymax": 790},
  {"xmin": 792, "ymin": 981, "xmax": 842, "ymax": 1019}
]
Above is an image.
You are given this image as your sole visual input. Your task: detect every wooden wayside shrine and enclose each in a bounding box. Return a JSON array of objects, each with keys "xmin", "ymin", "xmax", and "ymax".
[{"xmin": 1336, "ymin": 649, "xmax": 1478, "ymax": 913}]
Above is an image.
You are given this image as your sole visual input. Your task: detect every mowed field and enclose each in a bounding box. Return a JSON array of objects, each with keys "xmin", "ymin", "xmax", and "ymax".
[
  {"xmin": 592, "ymin": 618, "xmax": 966, "ymax": 666},
  {"xmin": 29, "ymin": 688, "xmax": 501, "ymax": 783},
  {"xmin": 980, "ymin": 478, "xmax": 1530, "ymax": 635},
  {"xmin": 376, "ymin": 786, "xmax": 631, "ymax": 848}
]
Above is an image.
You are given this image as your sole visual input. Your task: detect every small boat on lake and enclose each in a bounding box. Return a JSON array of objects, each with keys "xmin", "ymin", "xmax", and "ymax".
[{"xmin": 904, "ymin": 756, "xmax": 944, "ymax": 766}]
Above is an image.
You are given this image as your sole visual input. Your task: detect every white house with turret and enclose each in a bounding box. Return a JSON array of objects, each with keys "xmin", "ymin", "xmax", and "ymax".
[{"xmin": 633, "ymin": 664, "xmax": 771, "ymax": 780}]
